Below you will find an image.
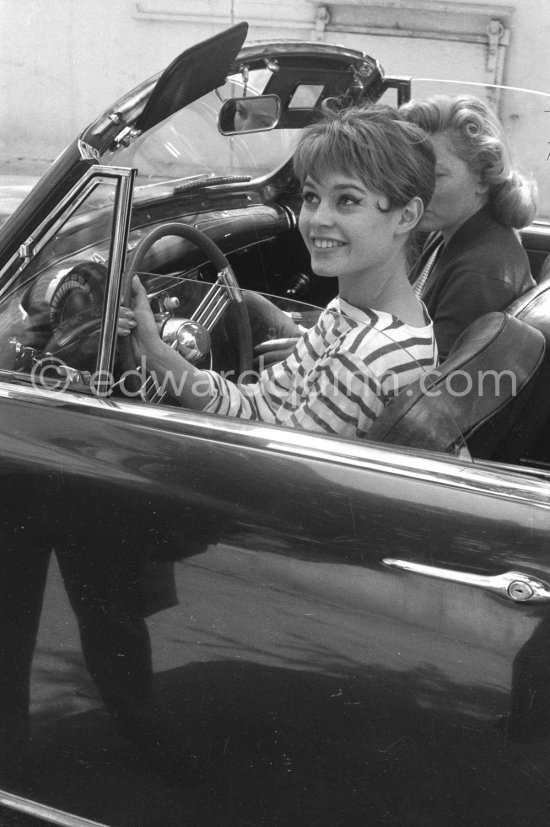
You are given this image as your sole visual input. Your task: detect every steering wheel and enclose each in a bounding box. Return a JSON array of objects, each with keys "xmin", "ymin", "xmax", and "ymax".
[{"xmin": 119, "ymin": 222, "xmax": 253, "ymax": 401}]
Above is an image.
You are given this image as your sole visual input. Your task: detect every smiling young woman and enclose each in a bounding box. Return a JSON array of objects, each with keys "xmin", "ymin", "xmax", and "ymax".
[{"xmin": 119, "ymin": 105, "xmax": 438, "ymax": 440}]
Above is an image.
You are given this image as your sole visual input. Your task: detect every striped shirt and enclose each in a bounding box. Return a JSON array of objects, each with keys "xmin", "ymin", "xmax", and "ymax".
[{"xmin": 203, "ymin": 297, "xmax": 437, "ymax": 439}]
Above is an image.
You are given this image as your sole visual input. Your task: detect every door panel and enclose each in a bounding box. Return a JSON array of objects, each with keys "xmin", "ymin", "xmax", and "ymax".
[{"xmin": 1, "ymin": 387, "xmax": 549, "ymax": 825}]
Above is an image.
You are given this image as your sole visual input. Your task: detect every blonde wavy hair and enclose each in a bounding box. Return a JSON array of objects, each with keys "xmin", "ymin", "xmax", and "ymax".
[{"xmin": 399, "ymin": 94, "xmax": 537, "ymax": 228}]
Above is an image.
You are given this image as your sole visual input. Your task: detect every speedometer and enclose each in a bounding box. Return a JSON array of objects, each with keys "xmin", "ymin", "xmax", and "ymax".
[{"xmin": 47, "ymin": 262, "xmax": 106, "ymax": 347}]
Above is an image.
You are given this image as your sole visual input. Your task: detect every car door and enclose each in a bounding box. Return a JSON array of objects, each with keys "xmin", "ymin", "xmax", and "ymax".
[
  {"xmin": 2, "ymin": 211, "xmax": 550, "ymax": 826},
  {"xmin": 6, "ymin": 378, "xmax": 550, "ymax": 827}
]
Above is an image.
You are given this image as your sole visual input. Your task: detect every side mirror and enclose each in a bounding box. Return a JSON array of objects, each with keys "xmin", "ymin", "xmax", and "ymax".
[{"xmin": 218, "ymin": 95, "xmax": 281, "ymax": 135}]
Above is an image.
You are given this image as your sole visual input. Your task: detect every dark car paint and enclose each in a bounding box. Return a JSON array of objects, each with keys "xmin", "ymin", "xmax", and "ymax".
[
  {"xmin": 1, "ymin": 24, "xmax": 550, "ymax": 827},
  {"xmin": 3, "ymin": 380, "xmax": 550, "ymax": 823}
]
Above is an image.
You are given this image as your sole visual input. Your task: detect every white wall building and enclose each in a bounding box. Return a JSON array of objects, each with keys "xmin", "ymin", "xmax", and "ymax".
[{"xmin": 0, "ymin": 0, "xmax": 548, "ymax": 163}]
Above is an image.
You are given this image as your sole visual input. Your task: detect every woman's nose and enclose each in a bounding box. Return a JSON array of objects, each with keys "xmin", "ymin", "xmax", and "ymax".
[{"xmin": 310, "ymin": 199, "xmax": 334, "ymax": 227}]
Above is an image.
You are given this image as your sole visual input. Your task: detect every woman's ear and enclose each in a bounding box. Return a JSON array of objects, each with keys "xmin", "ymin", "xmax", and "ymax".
[
  {"xmin": 395, "ymin": 196, "xmax": 424, "ymax": 235},
  {"xmin": 475, "ymin": 177, "xmax": 490, "ymax": 197}
]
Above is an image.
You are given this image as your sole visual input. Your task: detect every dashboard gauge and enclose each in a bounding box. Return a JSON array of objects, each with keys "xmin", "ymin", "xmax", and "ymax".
[{"xmin": 46, "ymin": 261, "xmax": 106, "ymax": 347}]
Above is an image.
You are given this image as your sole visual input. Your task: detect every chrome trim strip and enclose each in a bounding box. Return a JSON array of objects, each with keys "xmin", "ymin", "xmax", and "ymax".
[
  {"xmin": 382, "ymin": 559, "xmax": 550, "ymax": 603},
  {"xmin": 0, "ymin": 789, "xmax": 110, "ymax": 827},
  {"xmin": 521, "ymin": 221, "xmax": 550, "ymax": 238},
  {"xmin": 279, "ymin": 203, "xmax": 297, "ymax": 229},
  {"xmin": 96, "ymin": 167, "xmax": 135, "ymax": 392},
  {"xmin": 0, "ymin": 379, "xmax": 549, "ymax": 508}
]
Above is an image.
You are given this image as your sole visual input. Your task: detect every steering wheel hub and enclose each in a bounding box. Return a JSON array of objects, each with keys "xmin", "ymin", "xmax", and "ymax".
[{"xmin": 161, "ymin": 317, "xmax": 212, "ymax": 364}]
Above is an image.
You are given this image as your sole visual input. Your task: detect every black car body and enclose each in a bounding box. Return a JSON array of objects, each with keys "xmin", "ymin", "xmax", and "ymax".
[{"xmin": 1, "ymin": 22, "xmax": 550, "ymax": 827}]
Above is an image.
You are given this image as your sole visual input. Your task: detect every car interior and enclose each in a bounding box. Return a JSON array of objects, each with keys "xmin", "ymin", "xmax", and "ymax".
[
  {"xmin": 2, "ymin": 32, "xmax": 550, "ymax": 478},
  {"xmin": 3, "ymin": 173, "xmax": 550, "ymax": 477},
  {"xmin": 371, "ymin": 257, "xmax": 550, "ymax": 471}
]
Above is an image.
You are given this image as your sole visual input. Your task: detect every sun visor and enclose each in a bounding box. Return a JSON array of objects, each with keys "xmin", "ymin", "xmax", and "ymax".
[{"xmin": 135, "ymin": 21, "xmax": 248, "ymax": 134}]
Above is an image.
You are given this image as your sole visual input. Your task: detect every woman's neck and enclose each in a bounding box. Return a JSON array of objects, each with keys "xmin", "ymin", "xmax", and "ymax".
[{"xmin": 339, "ymin": 249, "xmax": 424, "ymax": 323}]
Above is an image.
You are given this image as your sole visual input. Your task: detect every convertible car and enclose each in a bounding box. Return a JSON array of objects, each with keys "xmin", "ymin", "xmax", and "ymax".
[{"xmin": 2, "ymin": 21, "xmax": 550, "ymax": 827}]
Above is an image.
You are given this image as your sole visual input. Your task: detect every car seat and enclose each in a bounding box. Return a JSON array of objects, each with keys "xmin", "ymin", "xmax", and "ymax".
[
  {"xmin": 492, "ymin": 275, "xmax": 550, "ymax": 466},
  {"xmin": 369, "ymin": 311, "xmax": 545, "ymax": 460},
  {"xmin": 535, "ymin": 252, "xmax": 550, "ymax": 284}
]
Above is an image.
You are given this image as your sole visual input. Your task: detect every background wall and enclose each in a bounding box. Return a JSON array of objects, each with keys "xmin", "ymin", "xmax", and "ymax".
[{"xmin": 0, "ymin": 0, "xmax": 549, "ymax": 164}]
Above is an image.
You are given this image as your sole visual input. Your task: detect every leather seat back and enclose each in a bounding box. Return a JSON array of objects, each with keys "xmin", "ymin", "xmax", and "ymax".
[
  {"xmin": 535, "ymin": 252, "xmax": 550, "ymax": 285},
  {"xmin": 369, "ymin": 311, "xmax": 545, "ymax": 458},
  {"xmin": 490, "ymin": 278, "xmax": 550, "ymax": 464},
  {"xmin": 507, "ymin": 278, "xmax": 550, "ymax": 342}
]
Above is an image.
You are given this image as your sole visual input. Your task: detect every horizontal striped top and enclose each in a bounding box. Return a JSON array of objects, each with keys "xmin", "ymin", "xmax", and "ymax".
[{"xmin": 203, "ymin": 297, "xmax": 437, "ymax": 439}]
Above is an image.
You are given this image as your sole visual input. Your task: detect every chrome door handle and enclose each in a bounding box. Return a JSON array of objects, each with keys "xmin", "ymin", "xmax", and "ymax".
[{"xmin": 382, "ymin": 558, "xmax": 550, "ymax": 603}]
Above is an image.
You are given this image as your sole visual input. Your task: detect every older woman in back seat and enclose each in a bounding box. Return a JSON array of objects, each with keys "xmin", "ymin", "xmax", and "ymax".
[{"xmin": 401, "ymin": 93, "xmax": 537, "ymax": 361}]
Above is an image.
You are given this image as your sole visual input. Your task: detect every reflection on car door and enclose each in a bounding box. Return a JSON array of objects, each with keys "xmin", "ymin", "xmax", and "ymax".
[{"xmin": 0, "ymin": 375, "xmax": 546, "ymax": 824}]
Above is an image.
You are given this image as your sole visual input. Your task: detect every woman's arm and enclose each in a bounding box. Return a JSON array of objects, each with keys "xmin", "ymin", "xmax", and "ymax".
[
  {"xmin": 254, "ymin": 337, "xmax": 299, "ymax": 368},
  {"xmin": 119, "ymin": 276, "xmax": 294, "ymax": 416}
]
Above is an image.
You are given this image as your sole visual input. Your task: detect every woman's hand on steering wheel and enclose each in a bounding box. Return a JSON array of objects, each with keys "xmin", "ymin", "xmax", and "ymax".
[
  {"xmin": 254, "ymin": 336, "xmax": 299, "ymax": 368},
  {"xmin": 117, "ymin": 275, "xmax": 160, "ymax": 364},
  {"xmin": 118, "ymin": 222, "xmax": 253, "ymax": 401}
]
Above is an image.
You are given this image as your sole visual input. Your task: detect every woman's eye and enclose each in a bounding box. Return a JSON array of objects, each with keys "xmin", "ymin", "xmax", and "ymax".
[
  {"xmin": 339, "ymin": 194, "xmax": 360, "ymax": 206},
  {"xmin": 302, "ymin": 191, "xmax": 318, "ymax": 204}
]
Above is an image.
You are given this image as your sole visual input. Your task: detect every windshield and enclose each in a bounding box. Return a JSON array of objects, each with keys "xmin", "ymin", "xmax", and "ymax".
[
  {"xmin": 102, "ymin": 75, "xmax": 550, "ymax": 226},
  {"xmin": 102, "ymin": 73, "xmax": 299, "ymax": 191}
]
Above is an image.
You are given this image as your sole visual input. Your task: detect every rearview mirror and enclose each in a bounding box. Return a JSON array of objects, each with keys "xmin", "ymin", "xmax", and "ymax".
[{"xmin": 218, "ymin": 95, "xmax": 281, "ymax": 135}]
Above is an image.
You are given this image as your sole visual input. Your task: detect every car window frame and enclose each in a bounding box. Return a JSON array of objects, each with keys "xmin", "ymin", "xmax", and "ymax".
[{"xmin": 0, "ymin": 165, "xmax": 135, "ymax": 395}]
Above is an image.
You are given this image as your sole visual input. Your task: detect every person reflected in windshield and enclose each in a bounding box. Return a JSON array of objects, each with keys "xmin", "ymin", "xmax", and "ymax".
[
  {"xmin": 400, "ymin": 94, "xmax": 537, "ymax": 361},
  {"xmin": 120, "ymin": 105, "xmax": 438, "ymax": 440}
]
